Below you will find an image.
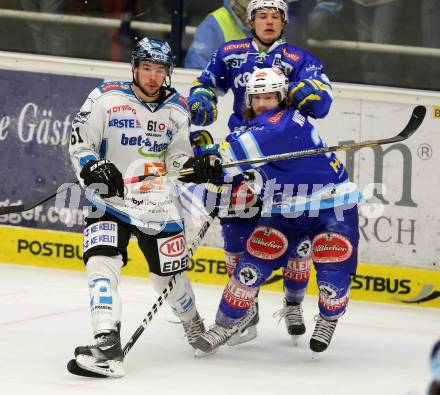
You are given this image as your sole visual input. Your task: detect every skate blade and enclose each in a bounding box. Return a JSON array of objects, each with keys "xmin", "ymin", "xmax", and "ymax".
[
  {"xmin": 311, "ymin": 351, "xmax": 320, "ymax": 360},
  {"xmin": 67, "ymin": 359, "xmax": 109, "ymax": 378},
  {"xmin": 76, "ymin": 355, "xmax": 125, "ymax": 378},
  {"xmin": 194, "ymin": 348, "xmax": 219, "ymax": 358},
  {"xmin": 290, "ymin": 335, "xmax": 301, "ymax": 347},
  {"xmin": 227, "ymin": 326, "xmax": 257, "ymax": 346}
]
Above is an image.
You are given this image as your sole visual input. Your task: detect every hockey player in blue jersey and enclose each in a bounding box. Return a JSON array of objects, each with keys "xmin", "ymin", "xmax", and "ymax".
[
  {"xmin": 186, "ymin": 0, "xmax": 333, "ymax": 344},
  {"xmin": 186, "ymin": 67, "xmax": 361, "ymax": 355}
]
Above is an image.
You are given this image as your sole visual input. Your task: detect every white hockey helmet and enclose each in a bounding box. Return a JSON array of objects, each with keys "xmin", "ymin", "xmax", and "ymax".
[
  {"xmin": 245, "ymin": 67, "xmax": 289, "ymax": 107},
  {"xmin": 247, "ymin": 0, "xmax": 289, "ymax": 23}
]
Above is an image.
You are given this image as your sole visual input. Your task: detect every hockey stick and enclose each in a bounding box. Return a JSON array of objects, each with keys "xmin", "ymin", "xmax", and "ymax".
[
  {"xmin": 0, "ymin": 180, "xmax": 79, "ymax": 215},
  {"xmin": 1, "ymin": 106, "xmax": 425, "ymax": 215},
  {"xmin": 0, "ymin": 173, "xmax": 168, "ymax": 215},
  {"xmin": 67, "ymin": 211, "xmax": 217, "ymax": 378},
  {"xmin": 126, "ymin": 105, "xmax": 426, "ymax": 183}
]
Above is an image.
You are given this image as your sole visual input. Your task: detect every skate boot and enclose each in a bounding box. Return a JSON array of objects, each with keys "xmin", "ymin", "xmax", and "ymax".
[
  {"xmin": 310, "ymin": 314, "xmax": 337, "ymax": 353},
  {"xmin": 74, "ymin": 329, "xmax": 124, "ymax": 378},
  {"xmin": 182, "ymin": 311, "xmax": 205, "ymax": 349},
  {"xmin": 194, "ymin": 323, "xmax": 238, "ymax": 357},
  {"xmin": 227, "ymin": 302, "xmax": 259, "ymax": 346},
  {"xmin": 273, "ymin": 300, "xmax": 306, "ymax": 345}
]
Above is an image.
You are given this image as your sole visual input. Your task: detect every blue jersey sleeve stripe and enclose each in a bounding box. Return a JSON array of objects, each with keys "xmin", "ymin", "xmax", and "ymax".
[
  {"xmin": 237, "ymin": 132, "xmax": 265, "ymax": 170},
  {"xmin": 223, "ymin": 145, "xmax": 246, "ymax": 176},
  {"xmin": 79, "ymin": 155, "xmax": 98, "ymax": 168},
  {"xmin": 99, "ymin": 139, "xmax": 108, "ymax": 159}
]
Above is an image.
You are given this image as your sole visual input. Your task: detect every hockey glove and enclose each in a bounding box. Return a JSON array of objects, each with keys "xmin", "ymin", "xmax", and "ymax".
[
  {"xmin": 189, "ymin": 129, "xmax": 215, "ymax": 148},
  {"xmin": 288, "ymin": 79, "xmax": 331, "ymax": 118},
  {"xmin": 178, "ymin": 154, "xmax": 223, "ymax": 184},
  {"xmin": 80, "ymin": 159, "xmax": 124, "ymax": 198},
  {"xmin": 187, "ymin": 87, "xmax": 218, "ymax": 126}
]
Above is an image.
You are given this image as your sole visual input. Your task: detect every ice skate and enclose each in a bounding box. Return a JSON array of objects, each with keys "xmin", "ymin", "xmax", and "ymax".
[
  {"xmin": 194, "ymin": 323, "xmax": 238, "ymax": 357},
  {"xmin": 310, "ymin": 314, "xmax": 337, "ymax": 353},
  {"xmin": 74, "ymin": 329, "xmax": 125, "ymax": 378},
  {"xmin": 182, "ymin": 311, "xmax": 205, "ymax": 349},
  {"xmin": 227, "ymin": 302, "xmax": 259, "ymax": 346},
  {"xmin": 273, "ymin": 300, "xmax": 306, "ymax": 345}
]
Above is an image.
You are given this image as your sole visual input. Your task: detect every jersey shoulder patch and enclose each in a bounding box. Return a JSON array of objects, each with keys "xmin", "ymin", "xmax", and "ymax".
[
  {"xmin": 284, "ymin": 44, "xmax": 323, "ymax": 69},
  {"xmin": 169, "ymin": 93, "xmax": 191, "ymax": 114},
  {"xmin": 97, "ymin": 81, "xmax": 132, "ymax": 94},
  {"xmin": 280, "ymin": 44, "xmax": 303, "ymax": 63},
  {"xmin": 221, "ymin": 37, "xmax": 252, "ymax": 54}
]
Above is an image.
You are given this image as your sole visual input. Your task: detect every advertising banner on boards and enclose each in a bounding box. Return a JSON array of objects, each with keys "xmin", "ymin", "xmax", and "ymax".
[
  {"xmin": 0, "ymin": 57, "xmax": 439, "ymax": 271},
  {"xmin": 0, "ymin": 70, "xmax": 102, "ymax": 232}
]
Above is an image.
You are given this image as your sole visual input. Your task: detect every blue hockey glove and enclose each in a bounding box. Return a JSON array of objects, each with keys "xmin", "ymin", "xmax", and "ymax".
[
  {"xmin": 288, "ymin": 79, "xmax": 331, "ymax": 117},
  {"xmin": 190, "ymin": 129, "xmax": 215, "ymax": 148},
  {"xmin": 187, "ymin": 87, "xmax": 218, "ymax": 126},
  {"xmin": 80, "ymin": 159, "xmax": 124, "ymax": 198}
]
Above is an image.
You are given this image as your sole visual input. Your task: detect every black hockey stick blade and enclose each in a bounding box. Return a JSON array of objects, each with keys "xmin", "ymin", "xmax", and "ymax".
[
  {"xmin": 397, "ymin": 105, "xmax": 426, "ymax": 140},
  {"xmin": 0, "ymin": 180, "xmax": 78, "ymax": 216},
  {"xmin": 0, "ymin": 204, "xmax": 25, "ymax": 215},
  {"xmin": 336, "ymin": 105, "xmax": 427, "ymax": 151},
  {"xmin": 67, "ymin": 359, "xmax": 109, "ymax": 378}
]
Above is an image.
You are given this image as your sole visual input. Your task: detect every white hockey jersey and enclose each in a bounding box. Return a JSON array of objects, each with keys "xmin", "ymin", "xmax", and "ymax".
[{"xmin": 69, "ymin": 81, "xmax": 193, "ymax": 231}]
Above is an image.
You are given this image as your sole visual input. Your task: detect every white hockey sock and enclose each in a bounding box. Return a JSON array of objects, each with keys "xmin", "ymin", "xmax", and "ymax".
[{"xmin": 87, "ymin": 255, "xmax": 123, "ymax": 334}]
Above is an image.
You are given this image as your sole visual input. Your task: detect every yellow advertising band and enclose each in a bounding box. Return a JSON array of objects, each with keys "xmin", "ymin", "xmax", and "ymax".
[{"xmin": 1, "ymin": 225, "xmax": 439, "ymax": 308}]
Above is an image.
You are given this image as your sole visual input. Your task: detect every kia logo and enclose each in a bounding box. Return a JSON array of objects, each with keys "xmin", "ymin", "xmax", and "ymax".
[{"xmin": 160, "ymin": 235, "xmax": 185, "ymax": 257}]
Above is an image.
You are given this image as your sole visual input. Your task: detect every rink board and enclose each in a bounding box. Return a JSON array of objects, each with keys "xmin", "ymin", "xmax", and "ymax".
[{"xmin": 1, "ymin": 225, "xmax": 439, "ymax": 309}]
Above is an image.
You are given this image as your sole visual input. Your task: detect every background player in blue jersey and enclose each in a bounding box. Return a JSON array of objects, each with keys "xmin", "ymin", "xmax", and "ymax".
[
  {"xmin": 186, "ymin": 0, "xmax": 334, "ymax": 344},
  {"xmin": 187, "ymin": 67, "xmax": 361, "ymax": 356}
]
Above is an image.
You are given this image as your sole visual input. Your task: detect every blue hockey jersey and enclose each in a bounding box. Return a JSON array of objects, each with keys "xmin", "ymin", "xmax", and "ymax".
[
  {"xmin": 218, "ymin": 106, "xmax": 362, "ymax": 214},
  {"xmin": 192, "ymin": 37, "xmax": 333, "ymax": 132}
]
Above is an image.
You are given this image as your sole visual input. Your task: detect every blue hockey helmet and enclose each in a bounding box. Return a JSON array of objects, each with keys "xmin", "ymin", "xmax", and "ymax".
[{"xmin": 131, "ymin": 37, "xmax": 174, "ymax": 74}]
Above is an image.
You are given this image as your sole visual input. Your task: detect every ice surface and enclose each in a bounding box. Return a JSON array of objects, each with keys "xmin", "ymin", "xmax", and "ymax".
[{"xmin": 0, "ymin": 264, "xmax": 438, "ymax": 395}]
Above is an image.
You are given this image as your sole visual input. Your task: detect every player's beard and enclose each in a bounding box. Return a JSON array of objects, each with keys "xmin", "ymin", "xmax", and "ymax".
[{"xmin": 133, "ymin": 71, "xmax": 161, "ymax": 99}]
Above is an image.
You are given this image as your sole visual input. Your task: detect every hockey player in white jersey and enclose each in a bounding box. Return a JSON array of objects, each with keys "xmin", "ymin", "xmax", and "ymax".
[{"xmin": 68, "ymin": 38, "xmax": 212, "ymax": 378}]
